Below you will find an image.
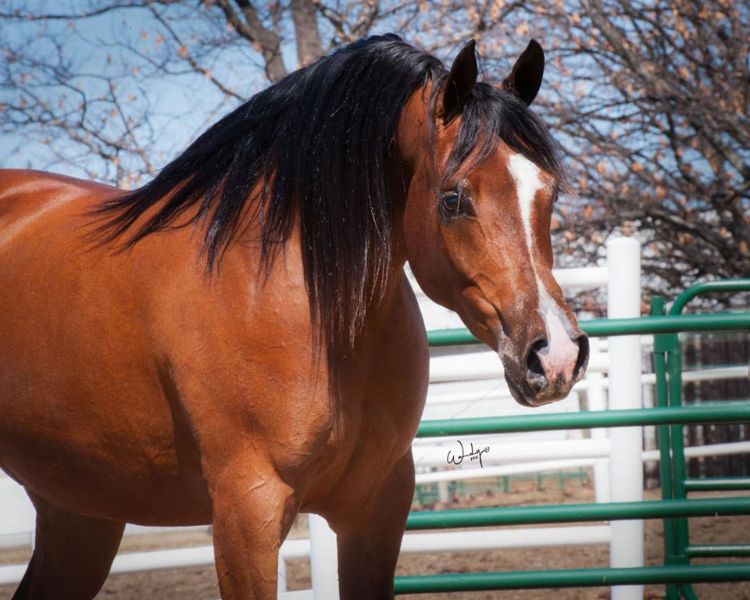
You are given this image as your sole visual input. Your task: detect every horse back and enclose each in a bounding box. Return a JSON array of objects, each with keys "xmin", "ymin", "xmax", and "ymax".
[{"xmin": 0, "ymin": 169, "xmax": 116, "ymax": 232}]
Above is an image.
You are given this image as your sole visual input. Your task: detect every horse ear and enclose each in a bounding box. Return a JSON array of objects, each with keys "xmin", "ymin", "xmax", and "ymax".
[
  {"xmin": 441, "ymin": 40, "xmax": 478, "ymax": 123},
  {"xmin": 501, "ymin": 40, "xmax": 544, "ymax": 106}
]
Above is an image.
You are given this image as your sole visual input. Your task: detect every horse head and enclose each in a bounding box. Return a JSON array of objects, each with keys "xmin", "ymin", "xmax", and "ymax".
[{"xmin": 400, "ymin": 40, "xmax": 589, "ymax": 406}]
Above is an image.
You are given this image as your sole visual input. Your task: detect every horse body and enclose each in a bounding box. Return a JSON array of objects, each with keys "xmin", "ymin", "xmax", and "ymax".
[
  {"xmin": 0, "ymin": 35, "xmax": 588, "ymax": 599},
  {"xmin": 0, "ymin": 167, "xmax": 427, "ymax": 516}
]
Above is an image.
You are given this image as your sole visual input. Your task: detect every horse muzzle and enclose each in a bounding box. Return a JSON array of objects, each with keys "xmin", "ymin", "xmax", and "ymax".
[{"xmin": 500, "ymin": 317, "xmax": 589, "ymax": 407}]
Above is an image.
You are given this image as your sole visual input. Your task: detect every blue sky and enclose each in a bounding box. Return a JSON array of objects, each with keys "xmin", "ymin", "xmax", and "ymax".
[{"xmin": 0, "ymin": 1, "xmax": 294, "ymax": 180}]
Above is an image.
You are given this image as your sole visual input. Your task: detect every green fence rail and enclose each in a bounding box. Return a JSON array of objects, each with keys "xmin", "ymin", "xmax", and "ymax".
[
  {"xmin": 669, "ymin": 278, "xmax": 750, "ymax": 316},
  {"xmin": 416, "ymin": 403, "xmax": 750, "ymax": 437},
  {"xmin": 683, "ymin": 477, "xmax": 750, "ymax": 492},
  {"xmin": 400, "ymin": 279, "xmax": 750, "ymax": 598},
  {"xmin": 394, "ymin": 564, "xmax": 750, "ymax": 594},
  {"xmin": 686, "ymin": 545, "xmax": 750, "ymax": 559},
  {"xmin": 407, "ymin": 496, "xmax": 750, "ymax": 529},
  {"xmin": 427, "ymin": 312, "xmax": 750, "ymax": 346}
]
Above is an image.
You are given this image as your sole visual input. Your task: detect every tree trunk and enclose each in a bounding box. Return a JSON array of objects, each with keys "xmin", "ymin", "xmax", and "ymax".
[{"xmin": 291, "ymin": 0, "xmax": 323, "ymax": 68}]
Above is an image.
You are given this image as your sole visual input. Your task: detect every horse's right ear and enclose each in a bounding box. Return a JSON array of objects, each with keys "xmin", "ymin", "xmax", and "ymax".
[{"xmin": 441, "ymin": 40, "xmax": 478, "ymax": 123}]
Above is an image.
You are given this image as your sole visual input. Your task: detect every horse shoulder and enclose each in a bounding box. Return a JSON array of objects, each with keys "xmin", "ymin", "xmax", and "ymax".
[
  {"xmin": 147, "ymin": 238, "xmax": 335, "ymax": 471},
  {"xmin": 302, "ymin": 273, "xmax": 428, "ymax": 513}
]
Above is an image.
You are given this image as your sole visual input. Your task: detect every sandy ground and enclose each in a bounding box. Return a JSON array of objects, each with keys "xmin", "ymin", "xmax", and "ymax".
[{"xmin": 1, "ymin": 479, "xmax": 748, "ymax": 599}]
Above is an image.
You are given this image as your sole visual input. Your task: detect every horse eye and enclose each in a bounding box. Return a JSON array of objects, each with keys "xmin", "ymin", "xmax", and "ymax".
[{"xmin": 440, "ymin": 192, "xmax": 461, "ymax": 215}]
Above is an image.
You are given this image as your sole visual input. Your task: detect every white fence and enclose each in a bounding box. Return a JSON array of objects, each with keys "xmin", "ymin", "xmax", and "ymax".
[{"xmin": 2, "ymin": 237, "xmax": 749, "ymax": 599}]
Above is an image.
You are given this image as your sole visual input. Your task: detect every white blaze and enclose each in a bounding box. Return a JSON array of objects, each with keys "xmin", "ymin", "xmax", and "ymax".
[
  {"xmin": 507, "ymin": 152, "xmax": 544, "ymax": 297},
  {"xmin": 508, "ymin": 153, "xmax": 543, "ymax": 241},
  {"xmin": 507, "ymin": 153, "xmax": 577, "ymax": 371}
]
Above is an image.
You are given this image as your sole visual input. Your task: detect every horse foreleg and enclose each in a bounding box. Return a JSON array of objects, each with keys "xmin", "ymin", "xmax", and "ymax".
[
  {"xmin": 335, "ymin": 452, "xmax": 415, "ymax": 600},
  {"xmin": 13, "ymin": 491, "xmax": 125, "ymax": 600},
  {"xmin": 208, "ymin": 462, "xmax": 297, "ymax": 600}
]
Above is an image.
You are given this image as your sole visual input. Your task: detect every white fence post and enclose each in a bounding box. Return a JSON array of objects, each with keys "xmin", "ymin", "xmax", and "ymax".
[
  {"xmin": 309, "ymin": 514, "xmax": 339, "ymax": 600},
  {"xmin": 437, "ymin": 480, "xmax": 450, "ymax": 503},
  {"xmin": 587, "ymin": 369, "xmax": 610, "ymax": 503},
  {"xmin": 606, "ymin": 237, "xmax": 643, "ymax": 600},
  {"xmin": 277, "ymin": 554, "xmax": 288, "ymax": 595}
]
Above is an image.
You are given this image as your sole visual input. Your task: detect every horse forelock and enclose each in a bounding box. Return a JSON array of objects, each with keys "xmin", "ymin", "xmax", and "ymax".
[{"xmin": 435, "ymin": 82, "xmax": 566, "ymax": 191}]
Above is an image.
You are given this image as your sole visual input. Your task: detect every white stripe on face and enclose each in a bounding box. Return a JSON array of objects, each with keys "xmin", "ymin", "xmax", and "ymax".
[
  {"xmin": 507, "ymin": 153, "xmax": 576, "ymax": 365},
  {"xmin": 507, "ymin": 152, "xmax": 544, "ymax": 292}
]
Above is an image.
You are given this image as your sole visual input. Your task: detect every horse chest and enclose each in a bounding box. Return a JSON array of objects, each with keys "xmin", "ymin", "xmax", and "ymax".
[{"xmin": 299, "ymin": 320, "xmax": 429, "ymax": 509}]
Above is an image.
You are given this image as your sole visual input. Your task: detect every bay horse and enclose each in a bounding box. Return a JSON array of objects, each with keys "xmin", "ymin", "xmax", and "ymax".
[{"xmin": 0, "ymin": 35, "xmax": 588, "ymax": 599}]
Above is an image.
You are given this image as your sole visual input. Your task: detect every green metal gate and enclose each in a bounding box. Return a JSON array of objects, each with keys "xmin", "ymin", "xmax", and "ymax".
[
  {"xmin": 395, "ymin": 279, "xmax": 750, "ymax": 596},
  {"xmin": 652, "ymin": 279, "xmax": 750, "ymax": 600}
]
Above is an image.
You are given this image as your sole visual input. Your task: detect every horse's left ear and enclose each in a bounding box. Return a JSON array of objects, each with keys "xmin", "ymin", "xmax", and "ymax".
[
  {"xmin": 502, "ymin": 40, "xmax": 544, "ymax": 106},
  {"xmin": 441, "ymin": 40, "xmax": 478, "ymax": 123}
]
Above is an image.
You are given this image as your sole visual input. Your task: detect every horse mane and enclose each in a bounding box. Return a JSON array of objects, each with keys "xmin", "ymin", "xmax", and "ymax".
[{"xmin": 92, "ymin": 33, "xmax": 564, "ymax": 373}]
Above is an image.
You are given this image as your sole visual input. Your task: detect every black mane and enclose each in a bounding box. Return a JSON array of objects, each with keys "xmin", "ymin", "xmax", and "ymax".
[{"xmin": 93, "ymin": 34, "xmax": 563, "ymax": 374}]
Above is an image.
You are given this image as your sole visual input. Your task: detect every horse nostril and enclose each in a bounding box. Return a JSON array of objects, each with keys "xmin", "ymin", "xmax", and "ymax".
[
  {"xmin": 573, "ymin": 335, "xmax": 590, "ymax": 380},
  {"xmin": 526, "ymin": 339, "xmax": 548, "ymax": 390}
]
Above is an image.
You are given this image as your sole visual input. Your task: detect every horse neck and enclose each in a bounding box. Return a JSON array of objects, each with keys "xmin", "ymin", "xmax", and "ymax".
[{"xmin": 388, "ymin": 85, "xmax": 434, "ymax": 270}]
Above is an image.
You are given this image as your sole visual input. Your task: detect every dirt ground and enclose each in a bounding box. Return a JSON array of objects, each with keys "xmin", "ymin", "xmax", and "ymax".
[{"xmin": 1, "ymin": 479, "xmax": 748, "ymax": 599}]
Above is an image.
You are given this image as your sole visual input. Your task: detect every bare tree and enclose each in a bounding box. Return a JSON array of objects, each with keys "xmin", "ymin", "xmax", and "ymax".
[
  {"xmin": 0, "ymin": 0, "xmax": 526, "ymax": 186},
  {"xmin": 534, "ymin": 0, "xmax": 750, "ymax": 295}
]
